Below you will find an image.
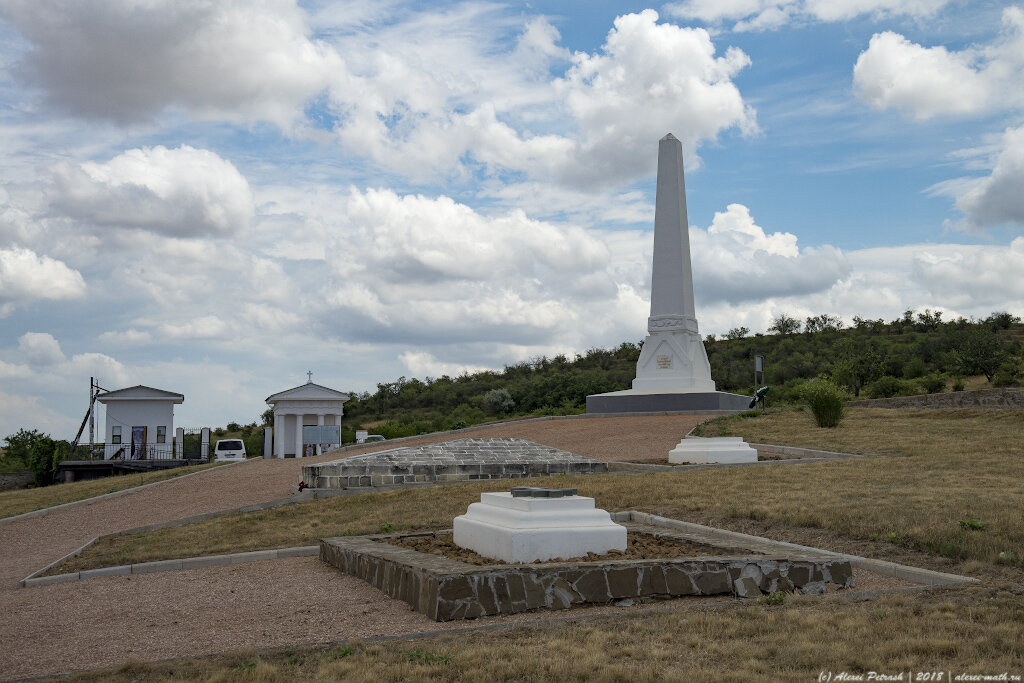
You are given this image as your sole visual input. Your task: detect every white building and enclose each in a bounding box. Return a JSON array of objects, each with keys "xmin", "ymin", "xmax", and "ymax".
[
  {"xmin": 95, "ymin": 385, "xmax": 184, "ymax": 460},
  {"xmin": 266, "ymin": 378, "xmax": 350, "ymax": 458}
]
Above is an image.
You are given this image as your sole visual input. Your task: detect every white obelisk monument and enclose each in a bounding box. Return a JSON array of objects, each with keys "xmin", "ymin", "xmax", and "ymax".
[
  {"xmin": 587, "ymin": 134, "xmax": 750, "ymax": 413},
  {"xmin": 632, "ymin": 133, "xmax": 715, "ymax": 393}
]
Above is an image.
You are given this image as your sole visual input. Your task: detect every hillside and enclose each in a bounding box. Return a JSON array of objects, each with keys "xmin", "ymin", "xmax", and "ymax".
[{"xmin": 339, "ymin": 310, "xmax": 1023, "ymax": 441}]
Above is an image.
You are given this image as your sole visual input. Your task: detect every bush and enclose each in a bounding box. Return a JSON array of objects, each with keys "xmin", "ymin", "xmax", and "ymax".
[
  {"xmin": 865, "ymin": 375, "xmax": 912, "ymax": 399},
  {"xmin": 799, "ymin": 377, "xmax": 848, "ymax": 428},
  {"xmin": 991, "ymin": 360, "xmax": 1021, "ymax": 387},
  {"xmin": 952, "ymin": 377, "xmax": 966, "ymax": 392},
  {"xmin": 481, "ymin": 388, "xmax": 515, "ymax": 416},
  {"xmin": 919, "ymin": 374, "xmax": 947, "ymax": 394}
]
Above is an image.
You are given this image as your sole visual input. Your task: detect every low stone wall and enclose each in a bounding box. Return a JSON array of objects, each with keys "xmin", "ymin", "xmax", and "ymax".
[
  {"xmin": 320, "ymin": 526, "xmax": 853, "ymax": 621},
  {"xmin": 303, "ymin": 438, "xmax": 607, "ymax": 490},
  {"xmin": 848, "ymin": 388, "xmax": 1024, "ymax": 410}
]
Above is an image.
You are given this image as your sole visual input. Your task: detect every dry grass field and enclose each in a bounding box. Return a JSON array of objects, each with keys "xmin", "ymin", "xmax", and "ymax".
[
  {"xmin": 56, "ymin": 408, "xmax": 1024, "ymax": 576},
  {"xmin": 47, "ymin": 585, "xmax": 1024, "ymax": 682},
  {"xmin": 27, "ymin": 408, "xmax": 1024, "ymax": 680}
]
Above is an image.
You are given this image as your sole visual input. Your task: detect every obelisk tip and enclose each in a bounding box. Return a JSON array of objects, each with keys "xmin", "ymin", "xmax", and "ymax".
[{"xmin": 660, "ymin": 133, "xmax": 678, "ymax": 141}]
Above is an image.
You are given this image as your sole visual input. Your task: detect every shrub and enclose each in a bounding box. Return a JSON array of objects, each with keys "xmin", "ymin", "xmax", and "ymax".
[
  {"xmin": 481, "ymin": 388, "xmax": 515, "ymax": 416},
  {"xmin": 952, "ymin": 377, "xmax": 966, "ymax": 392},
  {"xmin": 865, "ymin": 375, "xmax": 910, "ymax": 399},
  {"xmin": 991, "ymin": 360, "xmax": 1020, "ymax": 388},
  {"xmin": 799, "ymin": 377, "xmax": 848, "ymax": 428},
  {"xmin": 919, "ymin": 374, "xmax": 947, "ymax": 394}
]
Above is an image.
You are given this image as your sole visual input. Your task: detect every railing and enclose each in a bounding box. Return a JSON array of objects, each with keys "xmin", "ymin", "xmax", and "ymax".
[{"xmin": 63, "ymin": 443, "xmax": 207, "ymax": 462}]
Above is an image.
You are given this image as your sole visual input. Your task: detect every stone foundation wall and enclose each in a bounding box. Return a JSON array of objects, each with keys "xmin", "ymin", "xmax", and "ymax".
[
  {"xmin": 848, "ymin": 388, "xmax": 1024, "ymax": 410},
  {"xmin": 304, "ymin": 438, "xmax": 607, "ymax": 489},
  {"xmin": 320, "ymin": 529, "xmax": 853, "ymax": 621}
]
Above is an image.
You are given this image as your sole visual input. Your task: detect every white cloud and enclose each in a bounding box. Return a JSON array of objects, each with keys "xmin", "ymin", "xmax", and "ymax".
[
  {"xmin": 556, "ymin": 10, "xmax": 757, "ymax": 185},
  {"xmin": 49, "ymin": 145, "xmax": 254, "ymax": 237},
  {"xmin": 853, "ymin": 32, "xmax": 990, "ymax": 119},
  {"xmin": 156, "ymin": 315, "xmax": 229, "ymax": 341},
  {"xmin": 910, "ymin": 237, "xmax": 1024, "ymax": 307},
  {"xmin": 322, "ymin": 8, "xmax": 755, "ymax": 189},
  {"xmin": 322, "ymin": 187, "xmax": 625, "ymax": 347},
  {"xmin": 691, "ymin": 204, "xmax": 851, "ymax": 304},
  {"xmin": 17, "ymin": 331, "xmax": 64, "ymax": 365},
  {"xmin": 665, "ymin": 0, "xmax": 954, "ymax": 31},
  {"xmin": 853, "ymin": 7, "xmax": 1024, "ymax": 120},
  {"xmin": 97, "ymin": 328, "xmax": 154, "ymax": 346},
  {"xmin": 0, "ymin": 246, "xmax": 85, "ymax": 307},
  {"xmin": 398, "ymin": 351, "xmax": 490, "ymax": 379},
  {"xmin": 953, "ymin": 126, "xmax": 1024, "ymax": 228},
  {"xmin": 2, "ymin": 0, "xmax": 345, "ymax": 126}
]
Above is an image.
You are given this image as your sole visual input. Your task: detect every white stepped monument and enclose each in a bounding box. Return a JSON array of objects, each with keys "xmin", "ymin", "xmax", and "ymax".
[{"xmin": 587, "ymin": 134, "xmax": 751, "ymax": 414}]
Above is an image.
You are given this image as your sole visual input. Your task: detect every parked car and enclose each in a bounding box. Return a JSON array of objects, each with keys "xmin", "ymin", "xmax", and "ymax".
[
  {"xmin": 213, "ymin": 439, "xmax": 247, "ymax": 461},
  {"xmin": 364, "ymin": 434, "xmax": 386, "ymax": 443}
]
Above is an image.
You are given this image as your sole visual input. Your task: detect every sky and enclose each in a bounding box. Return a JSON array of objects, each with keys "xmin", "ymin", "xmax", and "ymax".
[{"xmin": 1, "ymin": 0, "xmax": 1023, "ymax": 438}]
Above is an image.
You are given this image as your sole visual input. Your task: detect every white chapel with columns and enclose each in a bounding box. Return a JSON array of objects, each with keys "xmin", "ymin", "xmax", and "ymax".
[{"xmin": 265, "ymin": 373, "xmax": 350, "ymax": 458}]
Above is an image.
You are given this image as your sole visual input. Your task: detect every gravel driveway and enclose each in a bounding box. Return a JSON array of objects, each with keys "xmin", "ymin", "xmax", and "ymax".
[{"xmin": 0, "ymin": 415, "xmax": 708, "ymax": 680}]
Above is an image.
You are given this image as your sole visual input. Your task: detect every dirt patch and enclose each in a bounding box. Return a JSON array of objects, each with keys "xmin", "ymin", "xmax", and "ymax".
[{"xmin": 381, "ymin": 531, "xmax": 748, "ymax": 566}]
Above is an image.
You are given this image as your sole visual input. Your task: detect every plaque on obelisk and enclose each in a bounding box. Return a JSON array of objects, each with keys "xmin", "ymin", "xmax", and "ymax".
[{"xmin": 586, "ymin": 134, "xmax": 750, "ymax": 413}]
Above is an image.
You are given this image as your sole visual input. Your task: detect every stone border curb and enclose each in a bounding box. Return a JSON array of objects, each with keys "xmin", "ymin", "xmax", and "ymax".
[
  {"xmin": 625, "ymin": 512, "xmax": 979, "ymax": 587},
  {"xmin": 0, "ymin": 459, "xmax": 248, "ymax": 525},
  {"xmin": 748, "ymin": 443, "xmax": 865, "ymax": 459},
  {"xmin": 19, "ymin": 511, "xmax": 978, "ymax": 591},
  {"xmin": 19, "ymin": 546, "xmax": 320, "ymax": 588}
]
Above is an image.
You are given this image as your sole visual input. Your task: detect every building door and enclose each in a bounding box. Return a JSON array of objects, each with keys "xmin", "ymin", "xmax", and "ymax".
[{"xmin": 131, "ymin": 426, "xmax": 147, "ymax": 460}]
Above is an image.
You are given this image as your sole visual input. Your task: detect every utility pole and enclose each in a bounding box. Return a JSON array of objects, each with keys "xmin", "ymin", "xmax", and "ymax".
[{"xmin": 88, "ymin": 377, "xmax": 96, "ymax": 449}]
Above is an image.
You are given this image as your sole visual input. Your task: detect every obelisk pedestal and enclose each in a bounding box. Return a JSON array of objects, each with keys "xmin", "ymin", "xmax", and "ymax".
[{"xmin": 587, "ymin": 134, "xmax": 750, "ymax": 414}]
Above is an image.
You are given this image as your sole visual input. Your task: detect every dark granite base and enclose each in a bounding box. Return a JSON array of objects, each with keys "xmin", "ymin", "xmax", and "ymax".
[{"xmin": 586, "ymin": 391, "xmax": 752, "ymax": 414}]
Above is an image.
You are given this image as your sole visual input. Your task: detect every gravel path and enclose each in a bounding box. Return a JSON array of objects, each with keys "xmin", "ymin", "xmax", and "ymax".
[{"xmin": 0, "ymin": 415, "xmax": 714, "ymax": 680}]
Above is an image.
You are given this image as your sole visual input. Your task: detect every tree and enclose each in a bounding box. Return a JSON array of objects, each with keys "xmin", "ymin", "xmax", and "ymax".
[
  {"xmin": 804, "ymin": 314, "xmax": 842, "ymax": 334},
  {"xmin": 2, "ymin": 429, "xmax": 49, "ymax": 468},
  {"xmin": 946, "ymin": 329, "xmax": 1007, "ymax": 382},
  {"xmin": 261, "ymin": 408, "xmax": 274, "ymax": 426},
  {"xmin": 769, "ymin": 314, "xmax": 801, "ymax": 335},
  {"xmin": 725, "ymin": 326, "xmax": 749, "ymax": 340}
]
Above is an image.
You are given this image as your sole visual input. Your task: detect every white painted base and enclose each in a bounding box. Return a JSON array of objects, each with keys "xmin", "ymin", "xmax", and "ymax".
[
  {"xmin": 668, "ymin": 436, "xmax": 758, "ymax": 464},
  {"xmin": 453, "ymin": 492, "xmax": 626, "ymax": 564},
  {"xmin": 632, "ymin": 329, "xmax": 716, "ymax": 393}
]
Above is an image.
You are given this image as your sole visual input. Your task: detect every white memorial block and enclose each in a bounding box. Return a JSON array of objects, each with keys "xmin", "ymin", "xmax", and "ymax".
[
  {"xmin": 668, "ymin": 436, "xmax": 758, "ymax": 464},
  {"xmin": 453, "ymin": 488, "xmax": 626, "ymax": 564}
]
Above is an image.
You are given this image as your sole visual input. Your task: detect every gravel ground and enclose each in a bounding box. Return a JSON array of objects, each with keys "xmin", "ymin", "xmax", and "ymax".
[{"xmin": 0, "ymin": 415, "xmax": 913, "ymax": 680}]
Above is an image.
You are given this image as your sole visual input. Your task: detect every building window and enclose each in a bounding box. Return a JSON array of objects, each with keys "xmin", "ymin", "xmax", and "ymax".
[
  {"xmin": 157, "ymin": 426, "xmax": 166, "ymax": 443},
  {"xmin": 112, "ymin": 426, "xmax": 121, "ymax": 444}
]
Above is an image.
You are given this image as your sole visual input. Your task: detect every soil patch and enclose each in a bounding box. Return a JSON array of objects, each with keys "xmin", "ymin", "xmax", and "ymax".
[{"xmin": 381, "ymin": 531, "xmax": 747, "ymax": 566}]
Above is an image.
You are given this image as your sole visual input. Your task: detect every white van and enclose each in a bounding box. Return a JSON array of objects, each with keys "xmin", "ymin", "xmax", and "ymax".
[{"xmin": 213, "ymin": 439, "xmax": 247, "ymax": 461}]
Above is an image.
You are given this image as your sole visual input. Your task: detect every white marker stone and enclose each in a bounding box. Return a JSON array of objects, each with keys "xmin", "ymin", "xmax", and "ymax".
[
  {"xmin": 668, "ymin": 436, "xmax": 758, "ymax": 464},
  {"xmin": 453, "ymin": 490, "xmax": 626, "ymax": 564}
]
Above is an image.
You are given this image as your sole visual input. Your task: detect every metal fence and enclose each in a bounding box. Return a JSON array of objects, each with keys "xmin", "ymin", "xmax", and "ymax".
[{"xmin": 63, "ymin": 442, "xmax": 207, "ymax": 462}]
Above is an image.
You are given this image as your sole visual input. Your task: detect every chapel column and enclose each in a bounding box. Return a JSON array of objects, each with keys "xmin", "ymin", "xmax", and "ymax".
[
  {"xmin": 316, "ymin": 413, "xmax": 325, "ymax": 455},
  {"xmin": 274, "ymin": 412, "xmax": 284, "ymax": 458},
  {"xmin": 295, "ymin": 413, "xmax": 304, "ymax": 458}
]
